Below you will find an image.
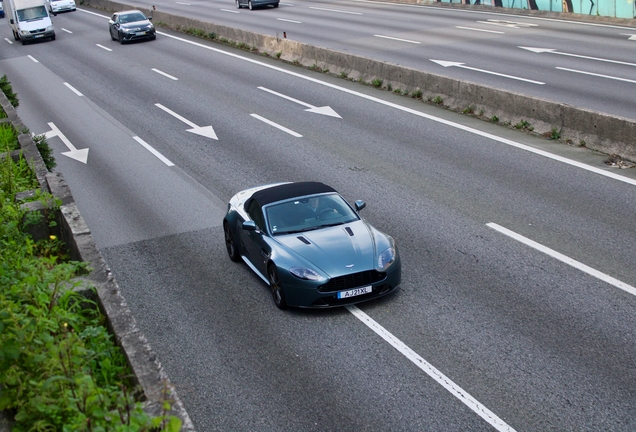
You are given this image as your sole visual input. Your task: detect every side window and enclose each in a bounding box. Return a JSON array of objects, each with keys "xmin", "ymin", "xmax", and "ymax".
[{"xmin": 246, "ymin": 200, "xmax": 265, "ymax": 231}]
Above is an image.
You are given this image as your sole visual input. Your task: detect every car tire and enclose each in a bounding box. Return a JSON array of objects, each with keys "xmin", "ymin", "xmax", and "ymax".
[
  {"xmin": 224, "ymin": 222, "xmax": 241, "ymax": 262},
  {"xmin": 13, "ymin": 31, "xmax": 19, "ymax": 41},
  {"xmin": 50, "ymin": 34, "xmax": 55, "ymax": 41},
  {"xmin": 268, "ymin": 265, "xmax": 287, "ymax": 310},
  {"xmin": 274, "ymin": 2, "xmax": 279, "ymax": 6},
  {"xmin": 248, "ymin": 0, "xmax": 253, "ymax": 10},
  {"xmin": 236, "ymin": 0, "xmax": 241, "ymax": 8},
  {"xmin": 118, "ymin": 32, "xmax": 124, "ymax": 44}
]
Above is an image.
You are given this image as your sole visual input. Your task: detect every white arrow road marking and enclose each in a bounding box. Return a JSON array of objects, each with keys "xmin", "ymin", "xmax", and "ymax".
[
  {"xmin": 64, "ymin": 83, "xmax": 83, "ymax": 96},
  {"xmin": 556, "ymin": 67, "xmax": 636, "ymax": 84},
  {"xmin": 347, "ymin": 305, "xmax": 517, "ymax": 432},
  {"xmin": 430, "ymin": 60, "xmax": 545, "ymax": 84},
  {"xmin": 519, "ymin": 46, "xmax": 636, "ymax": 67},
  {"xmin": 44, "ymin": 122, "xmax": 89, "ymax": 164},
  {"xmin": 374, "ymin": 34, "xmax": 420, "ymax": 44},
  {"xmin": 155, "ymin": 103, "xmax": 219, "ymax": 140},
  {"xmin": 487, "ymin": 223, "xmax": 636, "ymax": 297},
  {"xmin": 151, "ymin": 68, "xmax": 178, "ymax": 80},
  {"xmin": 250, "ymin": 114, "xmax": 302, "ymax": 137},
  {"xmin": 258, "ymin": 86, "xmax": 342, "ymax": 118}
]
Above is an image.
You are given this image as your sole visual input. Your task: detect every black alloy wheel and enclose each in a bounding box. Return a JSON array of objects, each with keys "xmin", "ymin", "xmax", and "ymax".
[
  {"xmin": 224, "ymin": 223, "xmax": 241, "ymax": 262},
  {"xmin": 268, "ymin": 265, "xmax": 287, "ymax": 309}
]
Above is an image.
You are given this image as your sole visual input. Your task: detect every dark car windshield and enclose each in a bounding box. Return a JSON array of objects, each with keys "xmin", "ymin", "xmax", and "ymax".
[
  {"xmin": 266, "ymin": 193, "xmax": 359, "ymax": 235},
  {"xmin": 120, "ymin": 12, "xmax": 146, "ymax": 23}
]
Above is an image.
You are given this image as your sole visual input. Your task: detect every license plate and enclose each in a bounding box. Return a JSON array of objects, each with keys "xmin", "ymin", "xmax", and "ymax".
[
  {"xmin": 337, "ymin": 285, "xmax": 372, "ymax": 299},
  {"xmin": 34, "ymin": 34, "xmax": 43, "ymax": 38},
  {"xmin": 135, "ymin": 31, "xmax": 147, "ymax": 36}
]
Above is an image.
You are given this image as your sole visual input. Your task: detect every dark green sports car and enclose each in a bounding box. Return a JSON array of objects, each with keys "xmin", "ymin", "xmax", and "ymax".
[{"xmin": 223, "ymin": 182, "xmax": 401, "ymax": 309}]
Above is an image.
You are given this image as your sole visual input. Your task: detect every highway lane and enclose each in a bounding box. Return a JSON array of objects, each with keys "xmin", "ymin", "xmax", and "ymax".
[
  {"xmin": 96, "ymin": 0, "xmax": 636, "ymax": 120},
  {"xmin": 2, "ymin": 9, "xmax": 636, "ymax": 431}
]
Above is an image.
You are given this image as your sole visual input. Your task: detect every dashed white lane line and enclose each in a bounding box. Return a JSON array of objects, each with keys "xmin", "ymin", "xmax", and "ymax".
[
  {"xmin": 96, "ymin": 44, "xmax": 112, "ymax": 51},
  {"xmin": 374, "ymin": 34, "xmax": 420, "ymax": 44},
  {"xmin": 487, "ymin": 222, "xmax": 636, "ymax": 297},
  {"xmin": 346, "ymin": 305, "xmax": 517, "ymax": 432},
  {"xmin": 151, "ymin": 68, "xmax": 178, "ymax": 80},
  {"xmin": 250, "ymin": 114, "xmax": 302, "ymax": 137}
]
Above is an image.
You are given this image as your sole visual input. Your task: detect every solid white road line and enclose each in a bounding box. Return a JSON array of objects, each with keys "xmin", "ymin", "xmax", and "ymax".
[
  {"xmin": 250, "ymin": 114, "xmax": 302, "ymax": 137},
  {"xmin": 133, "ymin": 136, "xmax": 175, "ymax": 166},
  {"xmin": 64, "ymin": 82, "xmax": 83, "ymax": 96},
  {"xmin": 346, "ymin": 305, "xmax": 517, "ymax": 432},
  {"xmin": 487, "ymin": 223, "xmax": 636, "ymax": 297}
]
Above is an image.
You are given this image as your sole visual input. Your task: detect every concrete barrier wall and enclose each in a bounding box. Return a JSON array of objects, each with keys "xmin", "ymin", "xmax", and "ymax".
[{"xmin": 88, "ymin": 0, "xmax": 636, "ymax": 162}]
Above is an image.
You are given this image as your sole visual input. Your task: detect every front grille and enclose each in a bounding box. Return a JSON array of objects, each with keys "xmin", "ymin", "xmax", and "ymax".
[{"xmin": 318, "ymin": 270, "xmax": 386, "ymax": 293}]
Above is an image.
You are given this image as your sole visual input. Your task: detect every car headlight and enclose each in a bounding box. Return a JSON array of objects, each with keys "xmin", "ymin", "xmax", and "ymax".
[
  {"xmin": 46, "ymin": 25, "xmax": 53, "ymax": 31},
  {"xmin": 290, "ymin": 267, "xmax": 324, "ymax": 281},
  {"xmin": 377, "ymin": 246, "xmax": 396, "ymax": 271}
]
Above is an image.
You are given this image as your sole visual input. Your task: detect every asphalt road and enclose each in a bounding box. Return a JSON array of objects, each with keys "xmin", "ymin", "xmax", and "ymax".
[
  {"xmin": 2, "ymin": 7, "xmax": 636, "ymax": 431},
  {"xmin": 101, "ymin": 0, "xmax": 636, "ymax": 120}
]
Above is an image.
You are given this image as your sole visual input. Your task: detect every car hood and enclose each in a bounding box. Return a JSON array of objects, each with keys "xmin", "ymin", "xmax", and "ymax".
[
  {"xmin": 275, "ymin": 220, "xmax": 377, "ymax": 277},
  {"xmin": 120, "ymin": 20, "xmax": 152, "ymax": 30}
]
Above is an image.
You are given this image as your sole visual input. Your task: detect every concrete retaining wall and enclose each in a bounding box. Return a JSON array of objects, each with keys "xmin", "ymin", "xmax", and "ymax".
[{"xmin": 88, "ymin": 0, "xmax": 636, "ymax": 162}]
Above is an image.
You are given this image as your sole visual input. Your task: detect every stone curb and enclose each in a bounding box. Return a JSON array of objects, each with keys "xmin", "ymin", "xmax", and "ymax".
[
  {"xmin": 87, "ymin": 0, "xmax": 636, "ymax": 162},
  {"xmin": 0, "ymin": 88, "xmax": 195, "ymax": 430}
]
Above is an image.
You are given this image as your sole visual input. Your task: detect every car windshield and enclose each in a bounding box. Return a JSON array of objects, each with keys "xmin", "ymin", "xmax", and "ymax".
[
  {"xmin": 266, "ymin": 193, "xmax": 359, "ymax": 235},
  {"xmin": 120, "ymin": 12, "xmax": 146, "ymax": 23},
  {"xmin": 17, "ymin": 5, "xmax": 47, "ymax": 21}
]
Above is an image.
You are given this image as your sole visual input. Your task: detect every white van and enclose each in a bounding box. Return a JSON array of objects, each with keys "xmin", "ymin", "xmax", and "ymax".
[{"xmin": 7, "ymin": 0, "xmax": 55, "ymax": 45}]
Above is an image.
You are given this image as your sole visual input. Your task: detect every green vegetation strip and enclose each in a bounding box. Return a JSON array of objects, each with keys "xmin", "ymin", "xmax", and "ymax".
[{"xmin": 0, "ymin": 77, "xmax": 181, "ymax": 431}]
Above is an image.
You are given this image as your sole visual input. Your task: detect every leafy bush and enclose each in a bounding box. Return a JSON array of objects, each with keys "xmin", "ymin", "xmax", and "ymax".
[{"xmin": 0, "ymin": 75, "xmax": 19, "ymax": 108}]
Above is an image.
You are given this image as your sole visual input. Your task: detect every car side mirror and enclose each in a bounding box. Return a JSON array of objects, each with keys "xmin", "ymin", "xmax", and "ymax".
[
  {"xmin": 148, "ymin": 16, "xmax": 152, "ymax": 20},
  {"xmin": 355, "ymin": 200, "xmax": 366, "ymax": 212},
  {"xmin": 242, "ymin": 220, "xmax": 257, "ymax": 231},
  {"xmin": 10, "ymin": 19, "xmax": 14, "ymax": 24}
]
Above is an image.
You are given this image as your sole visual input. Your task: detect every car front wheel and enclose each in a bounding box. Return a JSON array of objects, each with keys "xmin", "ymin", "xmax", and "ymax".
[
  {"xmin": 268, "ymin": 265, "xmax": 287, "ymax": 309},
  {"xmin": 224, "ymin": 222, "xmax": 241, "ymax": 262}
]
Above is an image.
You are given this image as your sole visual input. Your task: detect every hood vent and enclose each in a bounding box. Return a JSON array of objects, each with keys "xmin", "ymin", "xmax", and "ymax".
[
  {"xmin": 297, "ymin": 236, "xmax": 311, "ymax": 245},
  {"xmin": 345, "ymin": 227, "xmax": 354, "ymax": 236}
]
